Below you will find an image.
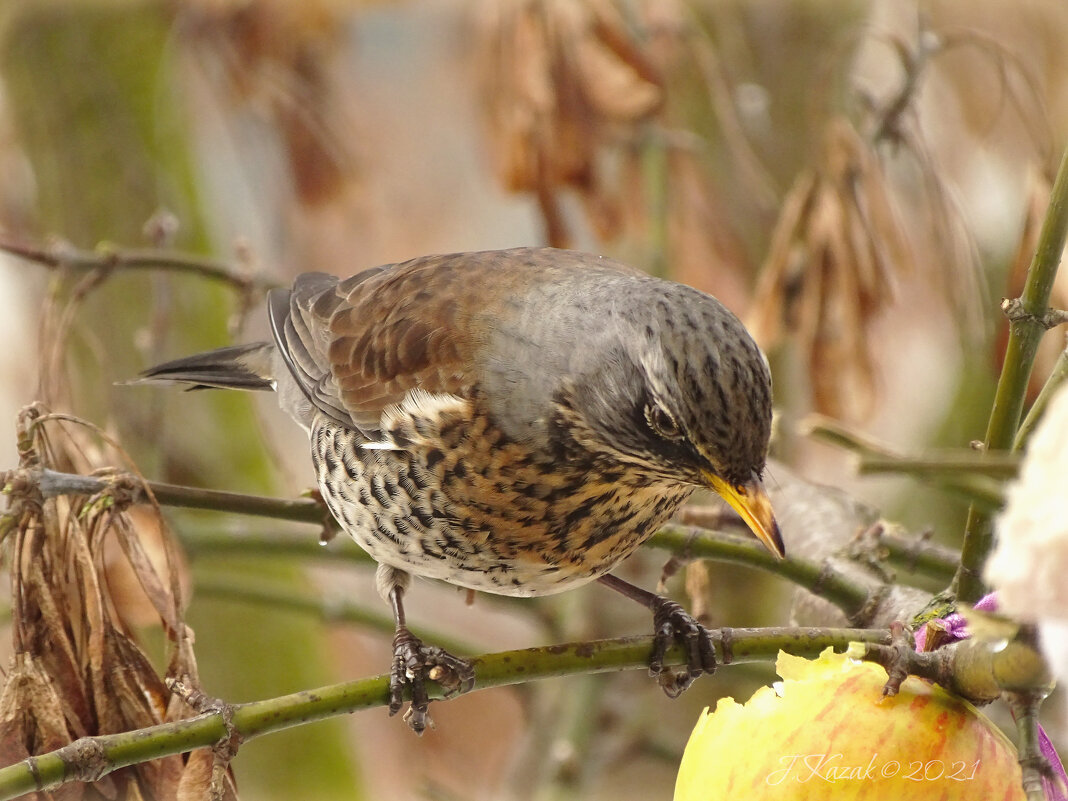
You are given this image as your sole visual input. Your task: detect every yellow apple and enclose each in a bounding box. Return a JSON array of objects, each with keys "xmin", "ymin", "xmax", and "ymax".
[{"xmin": 675, "ymin": 645, "xmax": 1024, "ymax": 800}]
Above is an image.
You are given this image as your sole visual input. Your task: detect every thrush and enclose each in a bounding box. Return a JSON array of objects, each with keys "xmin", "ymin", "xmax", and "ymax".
[{"xmin": 140, "ymin": 247, "xmax": 782, "ymax": 732}]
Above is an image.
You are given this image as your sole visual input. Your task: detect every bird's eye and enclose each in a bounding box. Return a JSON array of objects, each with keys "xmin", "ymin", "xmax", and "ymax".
[{"xmin": 645, "ymin": 404, "xmax": 683, "ymax": 440}]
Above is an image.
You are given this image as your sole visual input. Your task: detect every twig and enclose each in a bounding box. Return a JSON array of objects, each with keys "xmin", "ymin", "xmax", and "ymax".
[
  {"xmin": 802, "ymin": 415, "xmax": 1006, "ymax": 510},
  {"xmin": 1008, "ymin": 692, "xmax": 1057, "ymax": 801},
  {"xmin": 193, "ymin": 577, "xmax": 480, "ymax": 656},
  {"xmin": 648, "ymin": 525, "xmax": 874, "ymax": 622},
  {"xmin": 0, "ymin": 627, "xmax": 891, "ymax": 801},
  {"xmin": 9, "ymin": 467, "xmax": 882, "ymax": 619},
  {"xmin": 856, "ymin": 453, "xmax": 1018, "ymax": 479},
  {"xmin": 862, "ymin": 527, "xmax": 959, "ymax": 584},
  {"xmin": 6, "ymin": 467, "xmax": 328, "ymax": 528},
  {"xmin": 870, "ymin": 621, "xmax": 1053, "ymax": 707},
  {"xmin": 954, "ymin": 141, "xmax": 1068, "ymax": 602},
  {"xmin": 1014, "ymin": 335, "xmax": 1068, "ymax": 452},
  {"xmin": 182, "ymin": 508, "xmax": 962, "ymax": 592},
  {"xmin": 180, "ymin": 528, "xmax": 372, "ymax": 564},
  {"xmin": 0, "ymin": 237, "xmax": 279, "ymax": 294}
]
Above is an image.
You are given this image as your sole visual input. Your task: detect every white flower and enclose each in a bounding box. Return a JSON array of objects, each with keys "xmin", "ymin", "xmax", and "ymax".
[{"xmin": 988, "ymin": 382, "xmax": 1068, "ymax": 684}]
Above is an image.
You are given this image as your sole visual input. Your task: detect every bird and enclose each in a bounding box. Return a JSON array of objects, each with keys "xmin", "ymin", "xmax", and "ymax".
[{"xmin": 139, "ymin": 246, "xmax": 783, "ymax": 732}]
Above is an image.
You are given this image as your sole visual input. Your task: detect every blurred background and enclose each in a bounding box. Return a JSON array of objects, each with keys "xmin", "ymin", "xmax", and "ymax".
[{"xmin": 1, "ymin": 0, "xmax": 1067, "ymax": 799}]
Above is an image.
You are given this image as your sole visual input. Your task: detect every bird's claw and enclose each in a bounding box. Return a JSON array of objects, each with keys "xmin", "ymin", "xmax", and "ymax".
[
  {"xmin": 389, "ymin": 627, "xmax": 475, "ymax": 734},
  {"xmin": 648, "ymin": 598, "xmax": 717, "ymax": 698}
]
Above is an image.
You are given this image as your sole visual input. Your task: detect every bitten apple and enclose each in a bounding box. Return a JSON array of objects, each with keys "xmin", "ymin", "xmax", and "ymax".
[{"xmin": 675, "ymin": 645, "xmax": 1024, "ymax": 800}]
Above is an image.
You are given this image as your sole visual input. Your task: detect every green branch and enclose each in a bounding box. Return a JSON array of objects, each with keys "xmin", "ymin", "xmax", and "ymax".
[
  {"xmin": 856, "ymin": 453, "xmax": 1018, "ymax": 479},
  {"xmin": 953, "ymin": 143, "xmax": 1068, "ymax": 602},
  {"xmin": 1013, "ymin": 337, "xmax": 1068, "ymax": 451},
  {"xmin": 0, "ymin": 628, "xmax": 890, "ymax": 801},
  {"xmin": 193, "ymin": 577, "xmax": 482, "ymax": 656},
  {"xmin": 648, "ymin": 525, "xmax": 874, "ymax": 620},
  {"xmin": 864, "ymin": 528, "xmax": 959, "ymax": 584},
  {"xmin": 7, "ymin": 467, "xmax": 328, "ymax": 527},
  {"xmin": 802, "ymin": 416, "xmax": 1006, "ymax": 510},
  {"xmin": 180, "ymin": 527, "xmax": 371, "ymax": 565},
  {"xmin": 11, "ymin": 468, "xmax": 885, "ymax": 621}
]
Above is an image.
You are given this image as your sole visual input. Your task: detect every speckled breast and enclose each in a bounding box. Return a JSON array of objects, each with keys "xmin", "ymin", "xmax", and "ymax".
[{"xmin": 310, "ymin": 414, "xmax": 693, "ymax": 597}]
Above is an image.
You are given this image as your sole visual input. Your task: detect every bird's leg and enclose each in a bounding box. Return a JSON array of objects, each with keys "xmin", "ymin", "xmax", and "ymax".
[
  {"xmin": 598, "ymin": 573, "xmax": 717, "ymax": 698},
  {"xmin": 378, "ymin": 565, "xmax": 475, "ymax": 734}
]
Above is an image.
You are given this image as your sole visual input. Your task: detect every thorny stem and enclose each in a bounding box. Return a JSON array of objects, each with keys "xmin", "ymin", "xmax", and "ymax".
[
  {"xmin": 953, "ymin": 142, "xmax": 1068, "ymax": 602},
  {"xmin": 0, "ymin": 628, "xmax": 890, "ymax": 801}
]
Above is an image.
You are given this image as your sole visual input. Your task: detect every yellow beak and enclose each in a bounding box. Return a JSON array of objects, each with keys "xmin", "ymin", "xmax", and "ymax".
[{"xmin": 706, "ymin": 473, "xmax": 785, "ymax": 558}]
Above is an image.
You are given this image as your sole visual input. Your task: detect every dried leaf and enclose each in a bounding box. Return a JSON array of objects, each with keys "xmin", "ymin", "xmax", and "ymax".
[
  {"xmin": 176, "ymin": 748, "xmax": 239, "ymax": 801},
  {"xmin": 179, "ymin": 0, "xmax": 356, "ymax": 206},
  {"xmin": 684, "ymin": 561, "xmax": 711, "ymax": 624},
  {"xmin": 751, "ymin": 118, "xmax": 914, "ymax": 420},
  {"xmin": 176, "ymin": 749, "xmax": 214, "ymax": 801},
  {"xmin": 479, "ymin": 0, "xmax": 662, "ymax": 245},
  {"xmin": 0, "ymin": 407, "xmax": 217, "ymax": 801}
]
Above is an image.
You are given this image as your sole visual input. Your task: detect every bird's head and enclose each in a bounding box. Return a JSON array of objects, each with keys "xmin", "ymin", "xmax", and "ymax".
[{"xmin": 557, "ymin": 279, "xmax": 784, "ymax": 558}]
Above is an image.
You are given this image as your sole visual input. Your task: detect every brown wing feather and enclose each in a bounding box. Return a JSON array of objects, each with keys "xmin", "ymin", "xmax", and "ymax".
[
  {"xmin": 276, "ymin": 247, "xmax": 640, "ymax": 435},
  {"xmin": 325, "ymin": 253, "xmax": 499, "ymax": 428}
]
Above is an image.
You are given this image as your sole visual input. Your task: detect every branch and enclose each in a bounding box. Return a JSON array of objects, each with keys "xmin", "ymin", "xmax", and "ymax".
[
  {"xmin": 7, "ymin": 467, "xmax": 894, "ymax": 623},
  {"xmin": 870, "ymin": 620, "xmax": 1053, "ymax": 711},
  {"xmin": 856, "ymin": 453, "xmax": 1019, "ymax": 479},
  {"xmin": 1014, "ymin": 335, "xmax": 1068, "ymax": 451},
  {"xmin": 0, "ymin": 627, "xmax": 891, "ymax": 800},
  {"xmin": 802, "ymin": 415, "xmax": 1006, "ymax": 510},
  {"xmin": 648, "ymin": 525, "xmax": 874, "ymax": 620},
  {"xmin": 193, "ymin": 577, "xmax": 482, "ymax": 656},
  {"xmin": 179, "ymin": 527, "xmax": 370, "ymax": 565},
  {"xmin": 4, "ymin": 467, "xmax": 328, "ymax": 528},
  {"xmin": 0, "ymin": 236, "xmax": 279, "ymax": 294},
  {"xmin": 188, "ymin": 523, "xmax": 944, "ymax": 630},
  {"xmin": 954, "ymin": 141, "xmax": 1068, "ymax": 602},
  {"xmin": 1006, "ymin": 690, "xmax": 1062, "ymax": 801},
  {"xmin": 860, "ymin": 525, "xmax": 959, "ymax": 584}
]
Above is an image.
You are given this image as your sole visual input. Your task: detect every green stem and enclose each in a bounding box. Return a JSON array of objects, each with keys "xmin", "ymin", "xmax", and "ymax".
[
  {"xmin": 856, "ymin": 453, "xmax": 1018, "ymax": 479},
  {"xmin": 803, "ymin": 417, "xmax": 1006, "ymax": 509},
  {"xmin": 22, "ymin": 468, "xmax": 327, "ymax": 526},
  {"xmin": 648, "ymin": 525, "xmax": 873, "ymax": 621},
  {"xmin": 0, "ymin": 628, "xmax": 890, "ymax": 801},
  {"xmin": 13, "ymin": 469, "xmax": 882, "ymax": 617},
  {"xmin": 954, "ymin": 143, "xmax": 1068, "ymax": 602},
  {"xmin": 1013, "ymin": 337, "xmax": 1068, "ymax": 452},
  {"xmin": 869, "ymin": 529, "xmax": 959, "ymax": 584},
  {"xmin": 180, "ymin": 528, "xmax": 372, "ymax": 565},
  {"xmin": 193, "ymin": 577, "xmax": 481, "ymax": 656},
  {"xmin": 1007, "ymin": 692, "xmax": 1055, "ymax": 801},
  {"xmin": 184, "ymin": 520, "xmax": 958, "ymax": 587},
  {"xmin": 144, "ymin": 481, "xmax": 326, "ymax": 526}
]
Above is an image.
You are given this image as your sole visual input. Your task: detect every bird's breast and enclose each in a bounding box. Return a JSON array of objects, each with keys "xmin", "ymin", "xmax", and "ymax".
[{"xmin": 309, "ymin": 395, "xmax": 693, "ymax": 596}]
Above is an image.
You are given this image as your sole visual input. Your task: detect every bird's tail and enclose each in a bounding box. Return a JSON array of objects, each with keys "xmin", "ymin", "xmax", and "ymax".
[{"xmin": 135, "ymin": 343, "xmax": 276, "ymax": 392}]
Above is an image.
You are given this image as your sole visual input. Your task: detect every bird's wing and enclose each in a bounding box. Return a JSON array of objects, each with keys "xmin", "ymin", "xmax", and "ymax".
[{"xmin": 270, "ymin": 248, "xmax": 632, "ymax": 437}]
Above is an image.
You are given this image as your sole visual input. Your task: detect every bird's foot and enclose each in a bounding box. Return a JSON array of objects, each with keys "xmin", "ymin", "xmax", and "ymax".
[
  {"xmin": 389, "ymin": 626, "xmax": 475, "ymax": 734},
  {"xmin": 648, "ymin": 597, "xmax": 717, "ymax": 698}
]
